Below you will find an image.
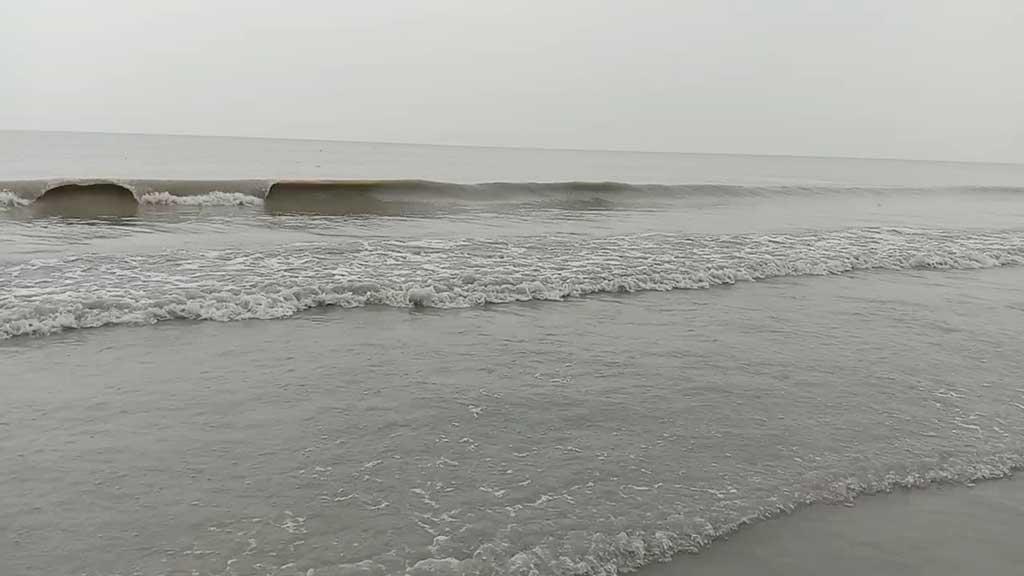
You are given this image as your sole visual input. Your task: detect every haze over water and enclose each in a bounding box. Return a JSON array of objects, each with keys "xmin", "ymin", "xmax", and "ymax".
[{"xmin": 3, "ymin": 131, "xmax": 1024, "ymax": 575}]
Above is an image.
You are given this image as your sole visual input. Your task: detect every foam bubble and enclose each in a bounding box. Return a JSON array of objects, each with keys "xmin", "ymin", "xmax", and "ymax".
[{"xmin": 138, "ymin": 191, "xmax": 264, "ymax": 207}]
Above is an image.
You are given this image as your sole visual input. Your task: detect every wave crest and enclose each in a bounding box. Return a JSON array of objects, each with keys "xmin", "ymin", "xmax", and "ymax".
[{"xmin": 138, "ymin": 191, "xmax": 265, "ymax": 207}]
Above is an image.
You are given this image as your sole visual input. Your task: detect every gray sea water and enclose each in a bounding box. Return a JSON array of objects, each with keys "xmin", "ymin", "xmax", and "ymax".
[{"xmin": 2, "ymin": 130, "xmax": 1024, "ymax": 575}]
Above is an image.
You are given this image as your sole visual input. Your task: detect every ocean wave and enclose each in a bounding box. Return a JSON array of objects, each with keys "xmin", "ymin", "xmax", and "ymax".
[
  {"xmin": 390, "ymin": 453, "xmax": 1024, "ymax": 576},
  {"xmin": 2, "ymin": 228, "xmax": 1023, "ymax": 339},
  {"xmin": 263, "ymin": 179, "xmax": 743, "ymax": 200},
  {"xmin": 2, "ymin": 178, "xmax": 1022, "ymax": 209},
  {"xmin": 0, "ymin": 190, "xmax": 31, "ymax": 208},
  {"xmin": 138, "ymin": 191, "xmax": 265, "ymax": 206}
]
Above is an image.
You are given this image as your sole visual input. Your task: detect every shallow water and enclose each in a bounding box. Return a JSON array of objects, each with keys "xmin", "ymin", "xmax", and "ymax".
[
  {"xmin": 2, "ymin": 132, "xmax": 1024, "ymax": 575},
  {"xmin": 4, "ymin": 268, "xmax": 1024, "ymax": 575},
  {"xmin": 642, "ymin": 476, "xmax": 1024, "ymax": 575}
]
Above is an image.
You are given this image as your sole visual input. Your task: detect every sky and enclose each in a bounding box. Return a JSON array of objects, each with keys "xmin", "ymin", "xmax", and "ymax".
[{"xmin": 2, "ymin": 0, "xmax": 1022, "ymax": 163}]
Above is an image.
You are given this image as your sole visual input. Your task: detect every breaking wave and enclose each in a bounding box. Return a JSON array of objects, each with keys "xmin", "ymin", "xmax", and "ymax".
[
  {"xmin": 2, "ymin": 178, "xmax": 1022, "ymax": 212},
  {"xmin": 2, "ymin": 227, "xmax": 1023, "ymax": 339},
  {"xmin": 138, "ymin": 191, "xmax": 265, "ymax": 206},
  {"xmin": 0, "ymin": 190, "xmax": 31, "ymax": 208}
]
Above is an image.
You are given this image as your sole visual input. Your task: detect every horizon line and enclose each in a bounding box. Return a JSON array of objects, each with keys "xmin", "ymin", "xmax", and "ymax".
[{"xmin": 3, "ymin": 127, "xmax": 1022, "ymax": 168}]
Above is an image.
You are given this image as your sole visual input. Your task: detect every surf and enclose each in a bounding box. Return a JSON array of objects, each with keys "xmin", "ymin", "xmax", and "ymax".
[{"xmin": 3, "ymin": 227, "xmax": 1022, "ymax": 339}]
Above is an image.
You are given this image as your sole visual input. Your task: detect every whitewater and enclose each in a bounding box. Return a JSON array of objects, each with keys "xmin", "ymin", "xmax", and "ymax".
[{"xmin": 2, "ymin": 131, "xmax": 1024, "ymax": 576}]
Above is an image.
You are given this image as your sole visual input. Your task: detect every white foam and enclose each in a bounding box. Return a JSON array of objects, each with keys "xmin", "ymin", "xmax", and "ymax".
[
  {"xmin": 138, "ymin": 191, "xmax": 264, "ymax": 206},
  {"xmin": 2, "ymin": 227, "xmax": 1023, "ymax": 339},
  {"xmin": 0, "ymin": 190, "xmax": 31, "ymax": 208}
]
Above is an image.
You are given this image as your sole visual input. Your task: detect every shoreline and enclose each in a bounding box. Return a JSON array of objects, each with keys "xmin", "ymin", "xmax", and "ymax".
[{"xmin": 639, "ymin": 474, "xmax": 1024, "ymax": 576}]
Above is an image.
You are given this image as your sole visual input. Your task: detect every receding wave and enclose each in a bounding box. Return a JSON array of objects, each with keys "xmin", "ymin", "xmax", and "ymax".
[
  {"xmin": 394, "ymin": 454, "xmax": 1024, "ymax": 576},
  {"xmin": 2, "ymin": 227, "xmax": 1022, "ymax": 339}
]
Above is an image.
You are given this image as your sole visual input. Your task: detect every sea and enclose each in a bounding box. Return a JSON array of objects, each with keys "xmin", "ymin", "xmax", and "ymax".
[{"xmin": 2, "ymin": 130, "xmax": 1024, "ymax": 575}]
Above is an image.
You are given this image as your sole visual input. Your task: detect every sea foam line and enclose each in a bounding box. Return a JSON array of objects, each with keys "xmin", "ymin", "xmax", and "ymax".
[
  {"xmin": 2, "ymin": 228, "xmax": 1023, "ymax": 339},
  {"xmin": 390, "ymin": 452, "xmax": 1024, "ymax": 576}
]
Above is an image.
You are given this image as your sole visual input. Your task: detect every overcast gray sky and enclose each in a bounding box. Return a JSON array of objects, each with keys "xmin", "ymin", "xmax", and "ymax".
[{"xmin": 2, "ymin": 0, "xmax": 1022, "ymax": 162}]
